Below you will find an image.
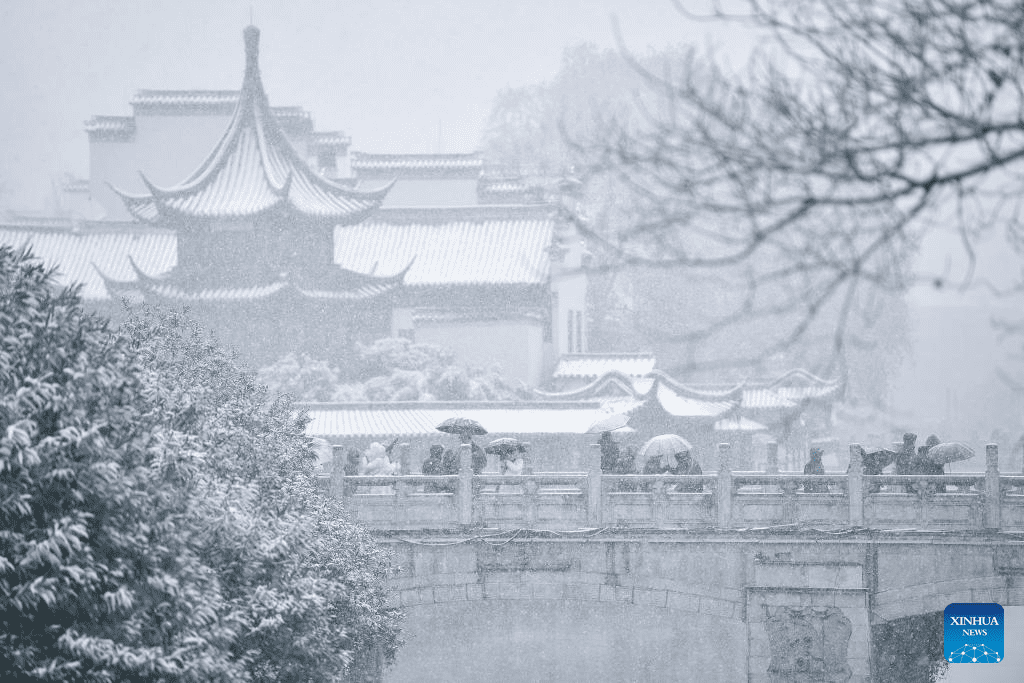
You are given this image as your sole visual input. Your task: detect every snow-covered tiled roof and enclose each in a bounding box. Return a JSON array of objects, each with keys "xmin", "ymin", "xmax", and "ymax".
[
  {"xmin": 0, "ymin": 226, "xmax": 176, "ymax": 300},
  {"xmin": 714, "ymin": 416, "xmax": 768, "ymax": 432},
  {"xmin": 1, "ymin": 222, "xmax": 404, "ymax": 302},
  {"xmin": 84, "ymin": 115, "xmax": 135, "ymax": 138},
  {"xmin": 655, "ymin": 383, "xmax": 735, "ymax": 418},
  {"xmin": 300, "ymin": 402, "xmax": 611, "ymax": 437},
  {"xmin": 111, "ymin": 28, "xmax": 387, "ymax": 223},
  {"xmin": 335, "ymin": 205, "xmax": 554, "ymax": 286},
  {"xmin": 351, "ymin": 152, "xmax": 483, "ymax": 176},
  {"xmin": 741, "ymin": 388, "xmax": 797, "ymax": 410},
  {"xmin": 131, "ymin": 89, "xmax": 240, "ymax": 111},
  {"xmin": 311, "ymin": 131, "xmax": 350, "ymax": 148},
  {"xmin": 553, "ymin": 353, "xmax": 657, "ymax": 379},
  {"xmin": 534, "ymin": 371, "xmax": 640, "ymax": 401}
]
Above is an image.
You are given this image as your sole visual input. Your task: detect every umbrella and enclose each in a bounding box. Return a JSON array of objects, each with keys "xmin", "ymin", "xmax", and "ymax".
[
  {"xmin": 862, "ymin": 447, "xmax": 897, "ymax": 469},
  {"xmin": 485, "ymin": 437, "xmax": 523, "ymax": 455},
  {"xmin": 586, "ymin": 413, "xmax": 630, "ymax": 434},
  {"xmin": 639, "ymin": 434, "xmax": 693, "ymax": 459},
  {"xmin": 436, "ymin": 417, "xmax": 487, "ymax": 436},
  {"xmin": 926, "ymin": 442, "xmax": 975, "ymax": 464}
]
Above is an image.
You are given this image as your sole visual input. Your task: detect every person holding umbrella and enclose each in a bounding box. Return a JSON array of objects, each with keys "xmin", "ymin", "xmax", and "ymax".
[
  {"xmin": 640, "ymin": 434, "xmax": 701, "ymax": 492},
  {"xmin": 422, "ymin": 444, "xmax": 449, "ymax": 493},
  {"xmin": 896, "ymin": 432, "xmax": 918, "ymax": 493},
  {"xmin": 674, "ymin": 449, "xmax": 703, "ymax": 492},
  {"xmin": 460, "ymin": 433, "xmax": 488, "ymax": 475},
  {"xmin": 587, "ymin": 414, "xmax": 630, "ymax": 473},
  {"xmin": 598, "ymin": 431, "xmax": 621, "ymax": 473},
  {"xmin": 485, "ymin": 438, "xmax": 526, "ymax": 475},
  {"xmin": 486, "ymin": 439, "xmax": 526, "ymax": 493},
  {"xmin": 914, "ymin": 435, "xmax": 946, "ymax": 492},
  {"xmin": 436, "ymin": 417, "xmax": 488, "ymax": 475},
  {"xmin": 850, "ymin": 445, "xmax": 895, "ymax": 494}
]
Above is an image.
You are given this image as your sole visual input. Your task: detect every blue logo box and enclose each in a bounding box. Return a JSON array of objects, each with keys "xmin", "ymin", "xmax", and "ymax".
[{"xmin": 944, "ymin": 603, "xmax": 1004, "ymax": 664}]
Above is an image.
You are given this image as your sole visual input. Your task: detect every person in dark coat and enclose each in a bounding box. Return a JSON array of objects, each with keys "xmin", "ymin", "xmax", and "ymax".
[
  {"xmin": 642, "ymin": 449, "xmax": 703, "ymax": 492},
  {"xmin": 895, "ymin": 433, "xmax": 917, "ymax": 475},
  {"xmin": 913, "ymin": 435, "xmax": 946, "ymax": 493},
  {"xmin": 598, "ymin": 431, "xmax": 621, "ymax": 473},
  {"xmin": 611, "ymin": 445, "xmax": 638, "ymax": 492},
  {"xmin": 642, "ymin": 451, "xmax": 679, "ymax": 475},
  {"xmin": 802, "ymin": 448, "xmax": 828, "ymax": 493},
  {"xmin": 674, "ymin": 450, "xmax": 703, "ymax": 493},
  {"xmin": 851, "ymin": 445, "xmax": 886, "ymax": 494},
  {"xmin": 422, "ymin": 444, "xmax": 446, "ymax": 493},
  {"xmin": 895, "ymin": 432, "xmax": 918, "ymax": 493},
  {"xmin": 343, "ymin": 446, "xmax": 362, "ymax": 477},
  {"xmin": 459, "ymin": 432, "xmax": 488, "ymax": 475}
]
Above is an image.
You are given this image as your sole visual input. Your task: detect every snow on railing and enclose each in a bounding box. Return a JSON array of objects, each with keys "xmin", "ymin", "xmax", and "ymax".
[{"xmin": 316, "ymin": 443, "xmax": 1024, "ymax": 532}]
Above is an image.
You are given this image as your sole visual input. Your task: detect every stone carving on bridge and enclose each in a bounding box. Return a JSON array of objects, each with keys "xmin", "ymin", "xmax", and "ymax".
[{"xmin": 764, "ymin": 606, "xmax": 852, "ymax": 682}]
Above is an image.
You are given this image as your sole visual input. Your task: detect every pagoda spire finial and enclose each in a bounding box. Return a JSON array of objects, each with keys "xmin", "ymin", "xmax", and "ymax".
[{"xmin": 243, "ymin": 25, "xmax": 260, "ymax": 75}]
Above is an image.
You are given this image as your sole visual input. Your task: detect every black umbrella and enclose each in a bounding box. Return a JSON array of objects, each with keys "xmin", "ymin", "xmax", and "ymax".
[
  {"xmin": 485, "ymin": 437, "xmax": 523, "ymax": 455},
  {"xmin": 436, "ymin": 417, "xmax": 488, "ymax": 436},
  {"xmin": 863, "ymin": 447, "xmax": 897, "ymax": 470}
]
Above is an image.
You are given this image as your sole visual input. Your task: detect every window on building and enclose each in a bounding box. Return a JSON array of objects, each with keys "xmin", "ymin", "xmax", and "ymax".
[
  {"xmin": 567, "ymin": 309, "xmax": 574, "ymax": 355},
  {"xmin": 546, "ymin": 292, "xmax": 558, "ymax": 342},
  {"xmin": 575, "ymin": 310, "xmax": 584, "ymax": 352},
  {"xmin": 317, "ymin": 149, "xmax": 336, "ymax": 171}
]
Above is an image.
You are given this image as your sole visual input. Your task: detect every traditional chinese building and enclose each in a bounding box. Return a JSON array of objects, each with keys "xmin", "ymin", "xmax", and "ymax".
[{"xmin": 1, "ymin": 26, "xmax": 587, "ymax": 385}]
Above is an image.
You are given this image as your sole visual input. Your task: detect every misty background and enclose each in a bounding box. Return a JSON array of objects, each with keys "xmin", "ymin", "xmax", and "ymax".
[{"xmin": 1, "ymin": 0, "xmax": 1021, "ymax": 447}]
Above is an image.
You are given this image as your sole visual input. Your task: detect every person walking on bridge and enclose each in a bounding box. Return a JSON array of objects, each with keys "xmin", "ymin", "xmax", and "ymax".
[
  {"xmin": 674, "ymin": 449, "xmax": 703, "ymax": 492},
  {"xmin": 422, "ymin": 444, "xmax": 448, "ymax": 493},
  {"xmin": 459, "ymin": 432, "xmax": 488, "ymax": 475},
  {"xmin": 913, "ymin": 434, "xmax": 946, "ymax": 493},
  {"xmin": 801, "ymin": 448, "xmax": 828, "ymax": 493},
  {"xmin": 598, "ymin": 431, "xmax": 621, "ymax": 473},
  {"xmin": 896, "ymin": 432, "xmax": 918, "ymax": 493}
]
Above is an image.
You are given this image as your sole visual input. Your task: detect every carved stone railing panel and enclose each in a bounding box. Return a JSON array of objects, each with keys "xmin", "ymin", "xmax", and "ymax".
[{"xmin": 317, "ymin": 442, "xmax": 1024, "ymax": 532}]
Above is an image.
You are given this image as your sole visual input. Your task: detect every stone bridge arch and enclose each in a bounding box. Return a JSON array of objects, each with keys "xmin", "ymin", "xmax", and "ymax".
[
  {"xmin": 871, "ymin": 543, "xmax": 1024, "ymax": 624},
  {"xmin": 384, "ymin": 534, "xmax": 745, "ymax": 618},
  {"xmin": 381, "ymin": 531, "xmax": 872, "ymax": 682},
  {"xmin": 379, "ymin": 530, "xmax": 1024, "ymax": 682}
]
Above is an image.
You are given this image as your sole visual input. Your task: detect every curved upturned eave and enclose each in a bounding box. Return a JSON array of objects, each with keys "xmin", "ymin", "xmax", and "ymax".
[
  {"xmin": 108, "ymin": 183, "xmax": 161, "ymax": 223},
  {"xmin": 113, "ymin": 25, "xmax": 392, "ymax": 223}
]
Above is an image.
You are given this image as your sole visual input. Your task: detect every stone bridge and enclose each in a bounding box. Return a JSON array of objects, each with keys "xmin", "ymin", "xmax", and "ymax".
[{"xmin": 324, "ymin": 444, "xmax": 1024, "ymax": 682}]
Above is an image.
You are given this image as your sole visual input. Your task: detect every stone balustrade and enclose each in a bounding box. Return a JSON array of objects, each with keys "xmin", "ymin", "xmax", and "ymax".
[{"xmin": 319, "ymin": 442, "xmax": 1024, "ymax": 532}]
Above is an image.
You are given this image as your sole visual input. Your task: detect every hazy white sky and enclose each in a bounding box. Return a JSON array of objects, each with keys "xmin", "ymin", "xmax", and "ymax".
[
  {"xmin": 3, "ymin": 1, "xmax": 1022, "ymax": 436},
  {"xmin": 0, "ymin": 0, "xmax": 745, "ymax": 209}
]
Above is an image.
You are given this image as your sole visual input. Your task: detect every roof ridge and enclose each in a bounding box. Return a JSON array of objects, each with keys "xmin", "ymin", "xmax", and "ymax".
[
  {"xmin": 109, "ymin": 27, "xmax": 390, "ymax": 222},
  {"xmin": 296, "ymin": 400, "xmax": 605, "ymax": 410},
  {"xmin": 369, "ymin": 204, "xmax": 556, "ymax": 223}
]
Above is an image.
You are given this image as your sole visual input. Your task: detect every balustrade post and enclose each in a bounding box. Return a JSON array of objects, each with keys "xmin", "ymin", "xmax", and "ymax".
[
  {"xmin": 717, "ymin": 443, "xmax": 733, "ymax": 529},
  {"xmin": 848, "ymin": 443, "xmax": 864, "ymax": 527},
  {"xmin": 781, "ymin": 480, "xmax": 799, "ymax": 524},
  {"xmin": 765, "ymin": 441, "xmax": 779, "ymax": 475},
  {"xmin": 651, "ymin": 479, "xmax": 667, "ymax": 527},
  {"xmin": 395, "ymin": 470, "xmax": 409, "ymax": 526},
  {"xmin": 985, "ymin": 443, "xmax": 1001, "ymax": 529},
  {"xmin": 523, "ymin": 478, "xmax": 540, "ymax": 527},
  {"xmin": 587, "ymin": 449, "xmax": 603, "ymax": 527},
  {"xmin": 396, "ymin": 442, "xmax": 411, "ymax": 474},
  {"xmin": 330, "ymin": 445, "xmax": 347, "ymax": 500},
  {"xmin": 458, "ymin": 443, "xmax": 474, "ymax": 527}
]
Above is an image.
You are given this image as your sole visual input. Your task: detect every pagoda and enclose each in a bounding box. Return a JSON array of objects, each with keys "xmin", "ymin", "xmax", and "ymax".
[{"xmin": 101, "ymin": 26, "xmax": 408, "ymax": 366}]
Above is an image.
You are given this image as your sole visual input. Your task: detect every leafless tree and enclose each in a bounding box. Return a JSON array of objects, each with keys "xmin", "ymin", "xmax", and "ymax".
[{"xmin": 569, "ymin": 0, "xmax": 1024, "ymax": 377}]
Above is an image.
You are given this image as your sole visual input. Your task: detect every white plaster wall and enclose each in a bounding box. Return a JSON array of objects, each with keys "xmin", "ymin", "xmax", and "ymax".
[{"xmin": 415, "ymin": 319, "xmax": 545, "ymax": 387}]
